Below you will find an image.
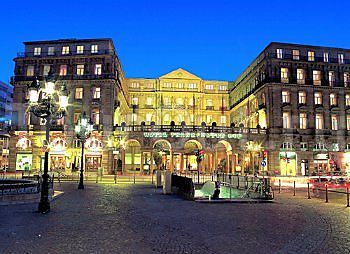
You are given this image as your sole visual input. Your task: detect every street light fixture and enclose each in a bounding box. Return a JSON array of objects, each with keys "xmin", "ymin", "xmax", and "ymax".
[
  {"xmin": 75, "ymin": 112, "xmax": 93, "ymax": 189},
  {"xmin": 27, "ymin": 70, "xmax": 68, "ymax": 214}
]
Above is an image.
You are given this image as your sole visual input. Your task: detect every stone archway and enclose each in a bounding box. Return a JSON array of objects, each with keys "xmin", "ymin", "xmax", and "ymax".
[
  {"xmin": 215, "ymin": 140, "xmax": 232, "ymax": 173},
  {"xmin": 124, "ymin": 139, "xmax": 141, "ymax": 172},
  {"xmin": 152, "ymin": 140, "xmax": 172, "ymax": 171},
  {"xmin": 183, "ymin": 140, "xmax": 202, "ymax": 171}
]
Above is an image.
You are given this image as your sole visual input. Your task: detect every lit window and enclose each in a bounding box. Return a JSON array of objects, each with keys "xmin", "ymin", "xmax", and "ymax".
[
  {"xmin": 330, "ymin": 93, "xmax": 337, "ymax": 106},
  {"xmin": 146, "ymin": 97, "xmax": 153, "ymax": 105},
  {"xmin": 344, "ymin": 73, "xmax": 350, "ymax": 87},
  {"xmin": 91, "ymin": 109, "xmax": 100, "ymax": 124},
  {"xmin": 331, "ymin": 115, "xmax": 338, "ymax": 130},
  {"xmin": 34, "ymin": 47, "xmax": 41, "ymax": 56},
  {"xmin": 163, "ymin": 82, "xmax": 172, "ymax": 88},
  {"xmin": 190, "ymin": 114, "xmax": 194, "ymax": 123},
  {"xmin": 92, "ymin": 87, "xmax": 101, "ymax": 99},
  {"xmin": 299, "ymin": 113, "xmax": 307, "ymax": 129},
  {"xmin": 300, "ymin": 142, "xmax": 308, "ymax": 150},
  {"xmin": 206, "ymin": 115, "xmax": 213, "ymax": 124},
  {"xmin": 328, "ymin": 71, "xmax": 335, "ymax": 86},
  {"xmin": 62, "ymin": 46, "xmax": 70, "ymax": 55},
  {"xmin": 276, "ymin": 49, "xmax": 283, "ymax": 59},
  {"xmin": 59, "ymin": 65, "xmax": 67, "ymax": 76},
  {"xmin": 132, "ymin": 97, "xmax": 138, "ymax": 105},
  {"xmin": 48, "ymin": 46, "xmax": 55, "ymax": 56},
  {"xmin": 219, "ymin": 85, "xmax": 227, "ymax": 91},
  {"xmin": 206, "ymin": 99, "xmax": 213, "ymax": 108},
  {"xmin": 26, "ymin": 66, "xmax": 34, "ymax": 77},
  {"xmin": 189, "ymin": 97, "xmax": 194, "ymax": 106},
  {"xmin": 163, "ymin": 97, "xmax": 171, "ymax": 106},
  {"xmin": 43, "ymin": 65, "xmax": 51, "ymax": 76},
  {"xmin": 282, "ymin": 91, "xmax": 290, "ymax": 103},
  {"xmin": 164, "ymin": 114, "xmax": 170, "ymax": 122},
  {"xmin": 178, "ymin": 114, "xmax": 184, "ymax": 123},
  {"xmin": 77, "ymin": 45, "xmax": 84, "ymax": 54},
  {"xmin": 292, "ymin": 50, "xmax": 300, "ymax": 60},
  {"xmin": 308, "ymin": 51, "xmax": 315, "ymax": 61},
  {"xmin": 76, "ymin": 64, "xmax": 84, "ymax": 75},
  {"xmin": 56, "ymin": 117, "xmax": 64, "ymax": 126},
  {"xmin": 94, "ymin": 64, "xmax": 102, "ymax": 75},
  {"xmin": 188, "ymin": 83, "xmax": 197, "ymax": 89},
  {"xmin": 205, "ymin": 84, "xmax": 214, "ymax": 90},
  {"xmin": 323, "ymin": 52, "xmax": 329, "ymax": 62},
  {"xmin": 220, "ymin": 116, "xmax": 226, "ymax": 124},
  {"xmin": 315, "ymin": 114, "xmax": 324, "ymax": 129},
  {"xmin": 146, "ymin": 113, "xmax": 152, "ymax": 122},
  {"xmin": 338, "ymin": 53, "xmax": 344, "ymax": 64},
  {"xmin": 282, "ymin": 112, "xmax": 291, "ymax": 128},
  {"xmin": 130, "ymin": 82, "xmax": 140, "ymax": 88},
  {"xmin": 75, "ymin": 88, "xmax": 83, "ymax": 99},
  {"xmin": 346, "ymin": 94, "xmax": 350, "ymax": 106},
  {"xmin": 91, "ymin": 45, "xmax": 98, "ymax": 53},
  {"xmin": 297, "ymin": 69, "xmax": 305, "ymax": 84},
  {"xmin": 281, "ymin": 68, "xmax": 289, "ymax": 83},
  {"xmin": 313, "ymin": 70, "xmax": 321, "ymax": 85},
  {"xmin": 74, "ymin": 112, "xmax": 81, "ymax": 124},
  {"xmin": 347, "ymin": 115, "xmax": 350, "ymax": 130},
  {"xmin": 298, "ymin": 91, "xmax": 307, "ymax": 104},
  {"xmin": 314, "ymin": 92, "xmax": 322, "ymax": 105},
  {"xmin": 177, "ymin": 83, "xmax": 184, "ymax": 89},
  {"xmin": 176, "ymin": 97, "xmax": 183, "ymax": 105}
]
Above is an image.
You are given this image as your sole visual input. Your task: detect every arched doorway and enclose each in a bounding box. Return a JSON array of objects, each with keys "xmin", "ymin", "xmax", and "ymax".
[
  {"xmin": 215, "ymin": 140, "xmax": 232, "ymax": 173},
  {"xmin": 124, "ymin": 140, "xmax": 141, "ymax": 172},
  {"xmin": 152, "ymin": 140, "xmax": 172, "ymax": 171},
  {"xmin": 183, "ymin": 140, "xmax": 202, "ymax": 171}
]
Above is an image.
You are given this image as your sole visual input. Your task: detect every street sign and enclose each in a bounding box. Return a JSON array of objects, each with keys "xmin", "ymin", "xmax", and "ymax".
[{"xmin": 261, "ymin": 160, "xmax": 267, "ymax": 167}]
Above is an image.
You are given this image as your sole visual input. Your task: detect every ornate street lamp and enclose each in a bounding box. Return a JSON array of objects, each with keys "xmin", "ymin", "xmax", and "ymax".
[
  {"xmin": 75, "ymin": 112, "xmax": 93, "ymax": 189},
  {"xmin": 27, "ymin": 70, "xmax": 68, "ymax": 213}
]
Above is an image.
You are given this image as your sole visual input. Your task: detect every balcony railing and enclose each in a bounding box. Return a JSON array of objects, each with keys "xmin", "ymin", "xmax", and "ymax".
[{"xmin": 269, "ymin": 53, "xmax": 350, "ymax": 64}]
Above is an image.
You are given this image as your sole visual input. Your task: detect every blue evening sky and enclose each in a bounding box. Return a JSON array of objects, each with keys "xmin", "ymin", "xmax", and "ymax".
[{"xmin": 1, "ymin": 0, "xmax": 350, "ymax": 83}]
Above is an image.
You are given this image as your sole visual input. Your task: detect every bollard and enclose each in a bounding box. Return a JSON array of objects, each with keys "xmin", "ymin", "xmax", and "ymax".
[
  {"xmin": 347, "ymin": 187, "xmax": 349, "ymax": 207},
  {"xmin": 211, "ymin": 174, "xmax": 213, "ymax": 182},
  {"xmin": 134, "ymin": 173, "xmax": 136, "ymax": 184},
  {"xmin": 151, "ymin": 172, "xmax": 154, "ymax": 185},
  {"xmin": 325, "ymin": 184, "xmax": 328, "ymax": 203},
  {"xmin": 229, "ymin": 175, "xmax": 232, "ymax": 200},
  {"xmin": 96, "ymin": 173, "xmax": 98, "ymax": 183},
  {"xmin": 237, "ymin": 175, "xmax": 240, "ymax": 189},
  {"xmin": 307, "ymin": 182, "xmax": 311, "ymax": 199},
  {"xmin": 114, "ymin": 174, "xmax": 117, "ymax": 184},
  {"xmin": 293, "ymin": 181, "xmax": 296, "ymax": 196},
  {"xmin": 279, "ymin": 179, "xmax": 281, "ymax": 193}
]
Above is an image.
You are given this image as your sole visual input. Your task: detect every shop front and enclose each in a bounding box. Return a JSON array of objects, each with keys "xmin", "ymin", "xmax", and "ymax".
[
  {"xmin": 279, "ymin": 151, "xmax": 297, "ymax": 176},
  {"xmin": 85, "ymin": 136, "xmax": 104, "ymax": 173}
]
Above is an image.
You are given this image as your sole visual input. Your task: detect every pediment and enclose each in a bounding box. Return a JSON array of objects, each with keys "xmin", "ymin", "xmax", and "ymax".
[{"xmin": 159, "ymin": 68, "xmax": 201, "ymax": 80}]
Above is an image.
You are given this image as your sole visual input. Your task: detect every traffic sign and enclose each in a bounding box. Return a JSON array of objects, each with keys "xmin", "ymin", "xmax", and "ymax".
[{"xmin": 261, "ymin": 160, "xmax": 267, "ymax": 167}]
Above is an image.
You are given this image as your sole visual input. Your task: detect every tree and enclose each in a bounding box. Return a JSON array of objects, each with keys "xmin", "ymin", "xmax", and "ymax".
[{"xmin": 153, "ymin": 143, "xmax": 164, "ymax": 170}]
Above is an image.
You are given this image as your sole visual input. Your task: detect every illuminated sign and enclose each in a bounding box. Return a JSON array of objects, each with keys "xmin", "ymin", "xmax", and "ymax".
[{"xmin": 143, "ymin": 132, "xmax": 243, "ymax": 139}]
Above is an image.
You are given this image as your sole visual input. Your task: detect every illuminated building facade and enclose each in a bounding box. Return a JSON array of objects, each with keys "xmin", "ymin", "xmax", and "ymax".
[{"xmin": 230, "ymin": 42, "xmax": 350, "ymax": 176}]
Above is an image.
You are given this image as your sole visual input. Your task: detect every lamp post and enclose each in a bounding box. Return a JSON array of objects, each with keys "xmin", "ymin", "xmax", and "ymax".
[
  {"xmin": 27, "ymin": 71, "xmax": 68, "ymax": 214},
  {"xmin": 75, "ymin": 112, "xmax": 93, "ymax": 189}
]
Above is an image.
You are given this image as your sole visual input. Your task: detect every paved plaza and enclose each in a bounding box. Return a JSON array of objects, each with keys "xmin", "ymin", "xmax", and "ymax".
[{"xmin": 0, "ymin": 182, "xmax": 350, "ymax": 254}]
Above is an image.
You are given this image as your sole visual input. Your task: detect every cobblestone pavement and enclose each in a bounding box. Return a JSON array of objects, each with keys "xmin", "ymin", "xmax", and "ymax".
[{"xmin": 0, "ymin": 183, "xmax": 349, "ymax": 254}]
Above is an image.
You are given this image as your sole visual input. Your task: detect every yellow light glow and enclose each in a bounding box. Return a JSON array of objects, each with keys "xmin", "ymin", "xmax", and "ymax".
[{"xmin": 45, "ymin": 81, "xmax": 55, "ymax": 95}]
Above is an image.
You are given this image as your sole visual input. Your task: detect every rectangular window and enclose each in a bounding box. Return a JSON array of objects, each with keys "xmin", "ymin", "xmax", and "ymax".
[
  {"xmin": 346, "ymin": 94, "xmax": 350, "ymax": 106},
  {"xmin": 59, "ymin": 65, "xmax": 67, "ymax": 76},
  {"xmin": 56, "ymin": 117, "xmax": 64, "ymax": 126},
  {"xmin": 282, "ymin": 91, "xmax": 290, "ymax": 103},
  {"xmin": 219, "ymin": 85, "xmax": 227, "ymax": 91},
  {"xmin": 331, "ymin": 115, "xmax": 338, "ymax": 130},
  {"xmin": 164, "ymin": 114, "xmax": 170, "ymax": 123},
  {"xmin": 344, "ymin": 73, "xmax": 350, "ymax": 87},
  {"xmin": 43, "ymin": 65, "xmax": 51, "ymax": 76},
  {"xmin": 188, "ymin": 83, "xmax": 197, "ymax": 89},
  {"xmin": 26, "ymin": 65, "xmax": 34, "ymax": 77},
  {"xmin": 292, "ymin": 50, "xmax": 300, "ymax": 60},
  {"xmin": 298, "ymin": 91, "xmax": 307, "ymax": 104},
  {"xmin": 277, "ymin": 49, "xmax": 283, "ymax": 59},
  {"xmin": 300, "ymin": 142, "xmax": 308, "ymax": 150},
  {"xmin": 206, "ymin": 99, "xmax": 213, "ymax": 107},
  {"xmin": 190, "ymin": 114, "xmax": 194, "ymax": 123},
  {"xmin": 206, "ymin": 115, "xmax": 213, "ymax": 123},
  {"xmin": 92, "ymin": 87, "xmax": 101, "ymax": 99},
  {"xmin": 91, "ymin": 44, "xmax": 98, "ymax": 53},
  {"xmin": 146, "ymin": 113, "xmax": 152, "ymax": 122},
  {"xmin": 313, "ymin": 70, "xmax": 321, "ymax": 85},
  {"xmin": 76, "ymin": 64, "xmax": 84, "ymax": 75},
  {"xmin": 48, "ymin": 46, "xmax": 55, "ymax": 56},
  {"xmin": 347, "ymin": 115, "xmax": 350, "ymax": 130},
  {"xmin": 330, "ymin": 93, "xmax": 337, "ymax": 106},
  {"xmin": 34, "ymin": 47, "xmax": 41, "ymax": 56},
  {"xmin": 338, "ymin": 53, "xmax": 344, "ymax": 64},
  {"xmin": 94, "ymin": 64, "xmax": 102, "ymax": 75},
  {"xmin": 62, "ymin": 46, "xmax": 70, "ymax": 55},
  {"xmin": 75, "ymin": 88, "xmax": 83, "ymax": 99},
  {"xmin": 315, "ymin": 114, "xmax": 324, "ymax": 129},
  {"xmin": 282, "ymin": 112, "xmax": 291, "ymax": 128},
  {"xmin": 91, "ymin": 109, "xmax": 100, "ymax": 124},
  {"xmin": 297, "ymin": 69, "xmax": 305, "ymax": 84},
  {"xmin": 77, "ymin": 45, "xmax": 84, "ymax": 54},
  {"xmin": 314, "ymin": 92, "xmax": 322, "ymax": 105},
  {"xmin": 132, "ymin": 97, "xmax": 138, "ymax": 105},
  {"xmin": 205, "ymin": 84, "xmax": 214, "ymax": 90},
  {"xmin": 220, "ymin": 116, "xmax": 227, "ymax": 124},
  {"xmin": 163, "ymin": 82, "xmax": 172, "ymax": 88},
  {"xmin": 146, "ymin": 97, "xmax": 153, "ymax": 105},
  {"xmin": 308, "ymin": 51, "xmax": 315, "ymax": 61},
  {"xmin": 164, "ymin": 97, "xmax": 171, "ymax": 106},
  {"xmin": 281, "ymin": 68, "xmax": 289, "ymax": 83},
  {"xmin": 299, "ymin": 113, "xmax": 307, "ymax": 129},
  {"xmin": 177, "ymin": 83, "xmax": 184, "ymax": 89},
  {"xmin": 328, "ymin": 71, "xmax": 335, "ymax": 86},
  {"xmin": 130, "ymin": 82, "xmax": 140, "ymax": 88},
  {"xmin": 74, "ymin": 112, "xmax": 81, "ymax": 124},
  {"xmin": 323, "ymin": 52, "xmax": 329, "ymax": 62}
]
